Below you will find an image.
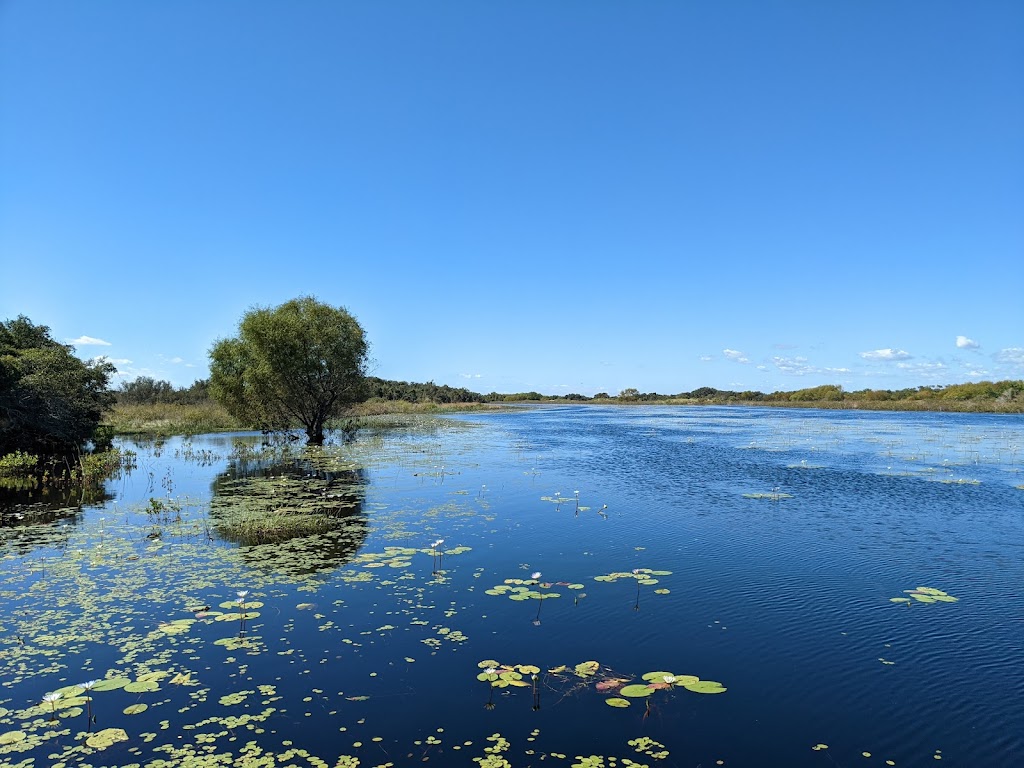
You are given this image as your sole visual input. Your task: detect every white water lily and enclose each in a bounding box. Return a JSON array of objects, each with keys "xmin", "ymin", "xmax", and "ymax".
[
  {"xmin": 42, "ymin": 692, "xmax": 61, "ymax": 703},
  {"xmin": 78, "ymin": 680, "xmax": 100, "ymax": 691},
  {"xmin": 484, "ymin": 667, "xmax": 497, "ymax": 675},
  {"xmin": 531, "ymin": 572, "xmax": 541, "ymax": 580},
  {"xmin": 236, "ymin": 590, "xmax": 250, "ymax": 598},
  {"xmin": 663, "ymin": 675, "xmax": 677, "ymax": 684}
]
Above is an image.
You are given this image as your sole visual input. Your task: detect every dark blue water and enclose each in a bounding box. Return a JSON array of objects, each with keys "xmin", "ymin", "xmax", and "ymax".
[{"xmin": 1, "ymin": 406, "xmax": 1022, "ymax": 767}]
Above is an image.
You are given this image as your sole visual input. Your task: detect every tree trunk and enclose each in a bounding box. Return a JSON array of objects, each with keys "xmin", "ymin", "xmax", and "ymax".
[{"xmin": 306, "ymin": 420, "xmax": 325, "ymax": 446}]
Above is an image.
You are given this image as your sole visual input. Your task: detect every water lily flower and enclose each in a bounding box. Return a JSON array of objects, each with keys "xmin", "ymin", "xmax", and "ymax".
[
  {"xmin": 484, "ymin": 667, "xmax": 497, "ymax": 675},
  {"xmin": 42, "ymin": 691, "xmax": 61, "ymax": 718},
  {"xmin": 78, "ymin": 680, "xmax": 100, "ymax": 691},
  {"xmin": 632, "ymin": 568, "xmax": 641, "ymax": 574},
  {"xmin": 236, "ymin": 590, "xmax": 249, "ymax": 599},
  {"xmin": 663, "ymin": 675, "xmax": 677, "ymax": 684},
  {"xmin": 432, "ymin": 539, "xmax": 444, "ymax": 548},
  {"xmin": 531, "ymin": 572, "xmax": 541, "ymax": 580}
]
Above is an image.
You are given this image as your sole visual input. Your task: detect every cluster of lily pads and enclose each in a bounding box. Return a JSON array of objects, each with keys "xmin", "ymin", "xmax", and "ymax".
[
  {"xmin": 552, "ymin": 662, "xmax": 726, "ymax": 708},
  {"xmin": 484, "ymin": 575, "xmax": 584, "ymax": 601},
  {"xmin": 889, "ymin": 586, "xmax": 959, "ymax": 605},
  {"xmin": 476, "ymin": 660, "xmax": 542, "ymax": 688}
]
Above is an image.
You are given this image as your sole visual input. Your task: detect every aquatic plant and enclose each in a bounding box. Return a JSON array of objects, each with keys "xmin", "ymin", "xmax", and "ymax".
[
  {"xmin": 593, "ymin": 567, "xmax": 671, "ymax": 610},
  {"xmin": 431, "ymin": 538, "xmax": 445, "ymax": 573},
  {"xmin": 889, "ymin": 586, "xmax": 959, "ymax": 605},
  {"xmin": 743, "ymin": 487, "xmax": 793, "ymax": 500},
  {"xmin": 41, "ymin": 692, "xmax": 60, "ymax": 721},
  {"xmin": 76, "ymin": 679, "xmax": 100, "ymax": 728}
]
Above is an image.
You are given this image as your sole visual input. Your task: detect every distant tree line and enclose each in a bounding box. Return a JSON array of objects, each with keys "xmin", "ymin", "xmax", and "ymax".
[
  {"xmin": 364, "ymin": 377, "xmax": 482, "ymax": 404},
  {"xmin": 117, "ymin": 376, "xmax": 211, "ymax": 405}
]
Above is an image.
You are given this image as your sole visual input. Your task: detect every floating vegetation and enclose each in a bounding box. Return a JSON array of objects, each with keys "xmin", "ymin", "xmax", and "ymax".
[
  {"xmin": 889, "ymin": 586, "xmax": 960, "ymax": 605},
  {"xmin": 593, "ymin": 568, "xmax": 671, "ymax": 610},
  {"xmin": 742, "ymin": 489, "xmax": 793, "ymax": 500}
]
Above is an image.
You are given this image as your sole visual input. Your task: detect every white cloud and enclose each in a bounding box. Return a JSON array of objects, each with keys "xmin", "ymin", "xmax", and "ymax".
[
  {"xmin": 459, "ymin": 373, "xmax": 482, "ymax": 379},
  {"xmin": 722, "ymin": 349, "xmax": 749, "ymax": 363},
  {"xmin": 102, "ymin": 357, "xmax": 133, "ymax": 366},
  {"xmin": 771, "ymin": 356, "xmax": 853, "ymax": 376},
  {"xmin": 169, "ymin": 356, "xmax": 185, "ymax": 364},
  {"xmin": 956, "ymin": 335, "xmax": 979, "ymax": 349},
  {"xmin": 698, "ymin": 355, "xmax": 713, "ymax": 362},
  {"xmin": 69, "ymin": 335, "xmax": 111, "ymax": 346},
  {"xmin": 995, "ymin": 347, "xmax": 1024, "ymax": 365},
  {"xmin": 860, "ymin": 348, "xmax": 911, "ymax": 361},
  {"xmin": 772, "ymin": 356, "xmax": 812, "ymax": 375},
  {"xmin": 895, "ymin": 361, "xmax": 948, "ymax": 380}
]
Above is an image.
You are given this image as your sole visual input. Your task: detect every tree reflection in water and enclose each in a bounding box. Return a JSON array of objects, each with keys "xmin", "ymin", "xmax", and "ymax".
[{"xmin": 210, "ymin": 451, "xmax": 368, "ymax": 574}]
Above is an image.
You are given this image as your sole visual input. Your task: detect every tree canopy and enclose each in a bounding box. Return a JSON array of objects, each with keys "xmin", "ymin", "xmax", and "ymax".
[
  {"xmin": 0, "ymin": 316, "xmax": 116, "ymax": 456},
  {"xmin": 208, "ymin": 297, "xmax": 368, "ymax": 445}
]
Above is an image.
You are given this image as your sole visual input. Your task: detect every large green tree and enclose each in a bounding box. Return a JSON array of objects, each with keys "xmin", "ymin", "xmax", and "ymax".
[
  {"xmin": 0, "ymin": 316, "xmax": 116, "ymax": 456},
  {"xmin": 209, "ymin": 297, "xmax": 368, "ymax": 445}
]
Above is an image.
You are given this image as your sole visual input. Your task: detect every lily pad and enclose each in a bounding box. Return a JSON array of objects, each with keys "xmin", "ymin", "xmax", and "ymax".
[
  {"xmin": 85, "ymin": 728, "xmax": 130, "ymax": 749},
  {"xmin": 641, "ymin": 671, "xmax": 675, "ymax": 682},
  {"xmin": 605, "ymin": 698, "xmax": 630, "ymax": 708},
  {"xmin": 683, "ymin": 680, "xmax": 727, "ymax": 694},
  {"xmin": 123, "ymin": 703, "xmax": 149, "ymax": 715},
  {"xmin": 0, "ymin": 731, "xmax": 26, "ymax": 745},
  {"xmin": 92, "ymin": 677, "xmax": 131, "ymax": 692},
  {"xmin": 619, "ymin": 684, "xmax": 655, "ymax": 698}
]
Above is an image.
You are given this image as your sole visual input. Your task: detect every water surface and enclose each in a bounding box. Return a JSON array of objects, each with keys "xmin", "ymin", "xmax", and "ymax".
[{"xmin": 1, "ymin": 406, "xmax": 1022, "ymax": 767}]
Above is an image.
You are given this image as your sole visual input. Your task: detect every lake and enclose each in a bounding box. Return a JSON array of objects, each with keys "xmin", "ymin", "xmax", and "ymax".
[{"xmin": 1, "ymin": 405, "xmax": 1022, "ymax": 767}]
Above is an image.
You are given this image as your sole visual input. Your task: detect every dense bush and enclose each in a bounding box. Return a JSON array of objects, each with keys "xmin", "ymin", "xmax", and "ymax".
[{"xmin": 0, "ymin": 316, "xmax": 115, "ymax": 456}]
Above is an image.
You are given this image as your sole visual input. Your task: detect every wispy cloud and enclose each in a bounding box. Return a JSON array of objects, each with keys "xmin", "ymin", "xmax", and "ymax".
[
  {"xmin": 698, "ymin": 355, "xmax": 713, "ymax": 362},
  {"xmin": 771, "ymin": 356, "xmax": 850, "ymax": 376},
  {"xmin": 169, "ymin": 356, "xmax": 185, "ymax": 364},
  {"xmin": 459, "ymin": 373, "xmax": 482, "ymax": 379},
  {"xmin": 722, "ymin": 349, "xmax": 749, "ymax": 363},
  {"xmin": 69, "ymin": 335, "xmax": 111, "ymax": 346},
  {"xmin": 860, "ymin": 348, "xmax": 911, "ymax": 361},
  {"xmin": 895, "ymin": 361, "xmax": 947, "ymax": 379},
  {"xmin": 955, "ymin": 335, "xmax": 979, "ymax": 349},
  {"xmin": 995, "ymin": 347, "xmax": 1024, "ymax": 365}
]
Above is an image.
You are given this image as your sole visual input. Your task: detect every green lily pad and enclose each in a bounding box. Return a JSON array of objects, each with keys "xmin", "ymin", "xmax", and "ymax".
[
  {"xmin": 641, "ymin": 671, "xmax": 676, "ymax": 682},
  {"xmin": 85, "ymin": 728, "xmax": 129, "ymax": 749},
  {"xmin": 619, "ymin": 684, "xmax": 655, "ymax": 698},
  {"xmin": 605, "ymin": 698, "xmax": 630, "ymax": 708},
  {"xmin": 0, "ymin": 731, "xmax": 26, "ymax": 745},
  {"xmin": 92, "ymin": 677, "xmax": 131, "ymax": 692},
  {"xmin": 124, "ymin": 680, "xmax": 160, "ymax": 693},
  {"xmin": 683, "ymin": 680, "xmax": 727, "ymax": 694},
  {"xmin": 123, "ymin": 703, "xmax": 149, "ymax": 715}
]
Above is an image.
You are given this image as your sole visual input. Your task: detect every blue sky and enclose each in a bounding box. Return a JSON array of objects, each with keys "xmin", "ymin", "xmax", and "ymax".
[{"xmin": 2, "ymin": 2, "xmax": 1022, "ymax": 396}]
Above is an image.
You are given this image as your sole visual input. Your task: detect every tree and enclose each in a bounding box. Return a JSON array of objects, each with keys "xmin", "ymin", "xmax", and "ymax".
[
  {"xmin": 0, "ymin": 316, "xmax": 116, "ymax": 456},
  {"xmin": 208, "ymin": 297, "xmax": 368, "ymax": 445}
]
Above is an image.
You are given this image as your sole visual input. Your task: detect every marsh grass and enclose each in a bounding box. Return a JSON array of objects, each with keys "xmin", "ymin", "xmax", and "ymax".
[
  {"xmin": 105, "ymin": 402, "xmax": 239, "ymax": 436},
  {"xmin": 104, "ymin": 400, "xmax": 505, "ymax": 438}
]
